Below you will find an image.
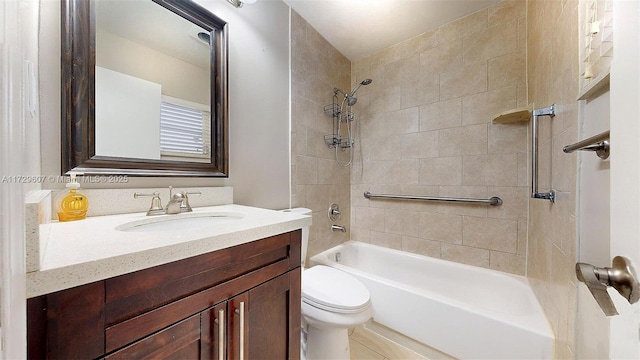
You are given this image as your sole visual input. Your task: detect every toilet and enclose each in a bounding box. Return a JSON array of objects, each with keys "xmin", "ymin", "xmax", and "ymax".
[{"xmin": 281, "ymin": 208, "xmax": 372, "ymax": 360}]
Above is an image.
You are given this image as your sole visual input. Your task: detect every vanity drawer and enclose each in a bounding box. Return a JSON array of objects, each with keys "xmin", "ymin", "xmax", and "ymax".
[{"xmin": 105, "ymin": 230, "xmax": 301, "ymax": 326}]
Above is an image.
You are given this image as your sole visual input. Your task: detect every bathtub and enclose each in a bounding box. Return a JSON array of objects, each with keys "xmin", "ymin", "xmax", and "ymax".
[{"xmin": 310, "ymin": 241, "xmax": 554, "ymax": 359}]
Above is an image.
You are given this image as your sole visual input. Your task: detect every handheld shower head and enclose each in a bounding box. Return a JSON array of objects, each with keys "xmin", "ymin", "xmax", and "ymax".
[{"xmin": 346, "ymin": 78, "xmax": 373, "ymax": 106}]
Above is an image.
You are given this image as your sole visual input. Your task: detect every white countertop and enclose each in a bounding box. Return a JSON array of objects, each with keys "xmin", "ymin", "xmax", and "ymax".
[{"xmin": 26, "ymin": 204, "xmax": 311, "ymax": 298}]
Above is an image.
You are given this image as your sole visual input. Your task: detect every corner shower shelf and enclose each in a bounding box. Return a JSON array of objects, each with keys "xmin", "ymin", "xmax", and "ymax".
[{"xmin": 492, "ymin": 105, "xmax": 532, "ymax": 124}]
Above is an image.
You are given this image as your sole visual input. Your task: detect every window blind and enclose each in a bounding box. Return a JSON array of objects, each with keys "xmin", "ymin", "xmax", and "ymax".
[
  {"xmin": 160, "ymin": 100, "xmax": 210, "ymax": 157},
  {"xmin": 582, "ymin": 0, "xmax": 613, "ymax": 83}
]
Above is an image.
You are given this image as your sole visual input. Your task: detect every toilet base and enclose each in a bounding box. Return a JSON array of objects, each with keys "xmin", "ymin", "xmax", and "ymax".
[{"xmin": 304, "ymin": 325, "xmax": 351, "ymax": 360}]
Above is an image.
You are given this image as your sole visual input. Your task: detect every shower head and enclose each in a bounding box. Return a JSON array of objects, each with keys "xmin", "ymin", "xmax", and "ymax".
[{"xmin": 346, "ymin": 78, "xmax": 373, "ymax": 106}]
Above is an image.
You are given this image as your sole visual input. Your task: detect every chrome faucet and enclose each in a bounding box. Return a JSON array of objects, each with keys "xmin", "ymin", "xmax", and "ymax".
[
  {"xmin": 135, "ymin": 186, "xmax": 201, "ymax": 216},
  {"xmin": 331, "ymin": 225, "xmax": 347, "ymax": 232},
  {"xmin": 165, "ymin": 188, "xmax": 184, "ymax": 215},
  {"xmin": 167, "ymin": 186, "xmax": 202, "ymax": 214}
]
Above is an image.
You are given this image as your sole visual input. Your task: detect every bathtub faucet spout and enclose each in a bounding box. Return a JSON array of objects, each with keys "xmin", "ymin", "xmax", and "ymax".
[{"xmin": 331, "ymin": 225, "xmax": 347, "ymax": 232}]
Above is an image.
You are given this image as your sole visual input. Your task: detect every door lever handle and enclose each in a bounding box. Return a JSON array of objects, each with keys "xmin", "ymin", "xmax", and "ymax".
[{"xmin": 576, "ymin": 256, "xmax": 640, "ymax": 316}]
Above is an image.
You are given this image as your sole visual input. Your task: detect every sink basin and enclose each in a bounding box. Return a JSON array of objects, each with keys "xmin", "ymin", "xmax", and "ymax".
[{"xmin": 116, "ymin": 212, "xmax": 244, "ymax": 232}]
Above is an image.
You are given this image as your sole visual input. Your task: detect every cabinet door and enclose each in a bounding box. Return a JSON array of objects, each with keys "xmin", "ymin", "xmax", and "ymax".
[
  {"xmin": 228, "ymin": 269, "xmax": 301, "ymax": 360},
  {"xmin": 201, "ymin": 302, "xmax": 228, "ymax": 360},
  {"xmin": 105, "ymin": 314, "xmax": 201, "ymax": 359}
]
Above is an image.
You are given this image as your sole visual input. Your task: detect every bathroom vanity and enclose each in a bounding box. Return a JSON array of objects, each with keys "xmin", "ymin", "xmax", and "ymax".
[{"xmin": 25, "ymin": 203, "xmax": 310, "ymax": 359}]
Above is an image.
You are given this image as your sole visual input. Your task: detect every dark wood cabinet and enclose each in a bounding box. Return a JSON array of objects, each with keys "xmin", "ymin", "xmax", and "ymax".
[{"xmin": 28, "ymin": 230, "xmax": 302, "ymax": 359}]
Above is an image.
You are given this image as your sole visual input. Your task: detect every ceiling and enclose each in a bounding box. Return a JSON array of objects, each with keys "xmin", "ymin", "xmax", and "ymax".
[
  {"xmin": 96, "ymin": 0, "xmax": 210, "ymax": 69},
  {"xmin": 283, "ymin": 0, "xmax": 500, "ymax": 61}
]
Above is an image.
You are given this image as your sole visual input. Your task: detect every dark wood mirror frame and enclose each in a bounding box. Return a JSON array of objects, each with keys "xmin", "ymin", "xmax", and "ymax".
[{"xmin": 61, "ymin": 0, "xmax": 229, "ymax": 177}]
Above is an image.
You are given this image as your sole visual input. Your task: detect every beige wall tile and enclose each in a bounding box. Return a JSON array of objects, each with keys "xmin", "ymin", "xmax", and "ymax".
[
  {"xmin": 400, "ymin": 131, "xmax": 439, "ymax": 159},
  {"xmin": 369, "ymin": 86, "xmax": 402, "ymax": 114},
  {"xmin": 306, "ymin": 127, "xmax": 335, "ymax": 159},
  {"xmin": 463, "ymin": 216, "xmax": 518, "ymax": 253},
  {"xmin": 463, "ymin": 20, "xmax": 517, "ymax": 64},
  {"xmin": 348, "ymin": 1, "xmax": 528, "ymax": 279},
  {"xmin": 517, "ymin": 152, "xmax": 529, "ymax": 187},
  {"xmin": 354, "ymin": 206, "xmax": 386, "ymax": 233},
  {"xmin": 441, "ymin": 243, "xmax": 490, "ymax": 268},
  {"xmin": 361, "ymin": 160, "xmax": 390, "ymax": 185},
  {"xmin": 297, "ymin": 155, "xmax": 318, "ymax": 185},
  {"xmin": 419, "ymin": 98, "xmax": 463, "ymax": 131},
  {"xmin": 421, "ymin": 212, "xmax": 463, "ymax": 244},
  {"xmin": 439, "ymin": 124, "xmax": 488, "ymax": 157},
  {"xmin": 488, "ymin": 0, "xmax": 526, "ymax": 27},
  {"xmin": 487, "ymin": 186, "xmax": 529, "ymax": 220},
  {"xmin": 462, "ymin": 86, "xmax": 518, "ymax": 125},
  {"xmin": 369, "ymin": 135, "xmax": 402, "ymax": 161},
  {"xmin": 401, "ymin": 75, "xmax": 440, "ymax": 109},
  {"xmin": 440, "ymin": 61, "xmax": 488, "ymax": 100},
  {"xmin": 419, "ymin": 157, "xmax": 463, "ymax": 186},
  {"xmin": 291, "ymin": 11, "xmax": 353, "ymax": 260},
  {"xmin": 463, "ymin": 153, "xmax": 518, "ymax": 186},
  {"xmin": 437, "ymin": 185, "xmax": 489, "ymax": 217},
  {"xmin": 370, "ymin": 231, "xmax": 402, "ymax": 250},
  {"xmin": 488, "ymin": 122, "xmax": 528, "ymax": 154},
  {"xmin": 440, "ymin": 9, "xmax": 488, "ymax": 43},
  {"xmin": 385, "ymin": 159, "xmax": 419, "ymax": 185},
  {"xmin": 384, "ymin": 209, "xmax": 423, "ymax": 238},
  {"xmin": 385, "ymin": 54, "xmax": 420, "ymax": 86},
  {"xmin": 490, "ymin": 250, "xmax": 525, "ymax": 275},
  {"xmin": 419, "ymin": 39, "xmax": 463, "ymax": 75},
  {"xmin": 385, "ymin": 107, "xmax": 419, "ymax": 135},
  {"xmin": 402, "ymin": 236, "xmax": 441, "ymax": 258},
  {"xmin": 488, "ymin": 52, "xmax": 526, "ymax": 90}
]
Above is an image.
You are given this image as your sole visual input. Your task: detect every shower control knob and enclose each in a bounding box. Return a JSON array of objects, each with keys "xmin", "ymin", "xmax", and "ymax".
[{"xmin": 328, "ymin": 203, "xmax": 341, "ymax": 221}]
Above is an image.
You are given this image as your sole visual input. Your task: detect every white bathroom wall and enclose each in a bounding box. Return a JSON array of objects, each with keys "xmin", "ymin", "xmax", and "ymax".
[
  {"xmin": 95, "ymin": 66, "xmax": 162, "ymax": 160},
  {"xmin": 575, "ymin": 89, "xmax": 610, "ymax": 359},
  {"xmin": 39, "ymin": 0, "xmax": 291, "ymax": 210},
  {"xmin": 96, "ymin": 30, "xmax": 210, "ymax": 105}
]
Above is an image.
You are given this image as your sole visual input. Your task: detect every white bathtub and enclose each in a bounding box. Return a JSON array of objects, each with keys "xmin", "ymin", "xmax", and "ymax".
[{"xmin": 310, "ymin": 241, "xmax": 554, "ymax": 360}]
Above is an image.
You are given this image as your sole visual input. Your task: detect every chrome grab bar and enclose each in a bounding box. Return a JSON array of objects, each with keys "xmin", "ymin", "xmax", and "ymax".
[
  {"xmin": 364, "ymin": 191, "xmax": 502, "ymax": 206},
  {"xmin": 563, "ymin": 130, "xmax": 610, "ymax": 159},
  {"xmin": 531, "ymin": 104, "xmax": 556, "ymax": 203}
]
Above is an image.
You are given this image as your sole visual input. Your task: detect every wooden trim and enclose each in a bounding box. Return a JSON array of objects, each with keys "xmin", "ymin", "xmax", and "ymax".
[
  {"xmin": 289, "ymin": 269, "xmax": 302, "ymax": 360},
  {"xmin": 61, "ymin": 0, "xmax": 229, "ymax": 177}
]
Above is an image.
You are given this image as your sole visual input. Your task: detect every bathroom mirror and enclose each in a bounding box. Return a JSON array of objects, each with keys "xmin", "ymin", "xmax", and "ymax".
[{"xmin": 61, "ymin": 0, "xmax": 229, "ymax": 177}]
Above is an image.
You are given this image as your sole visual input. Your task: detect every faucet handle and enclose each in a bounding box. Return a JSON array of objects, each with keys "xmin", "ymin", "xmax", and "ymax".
[
  {"xmin": 134, "ymin": 191, "xmax": 165, "ymax": 216},
  {"xmin": 180, "ymin": 190, "xmax": 201, "ymax": 212}
]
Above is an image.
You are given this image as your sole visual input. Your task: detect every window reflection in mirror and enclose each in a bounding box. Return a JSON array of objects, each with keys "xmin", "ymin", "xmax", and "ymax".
[{"xmin": 95, "ymin": 0, "xmax": 211, "ymax": 163}]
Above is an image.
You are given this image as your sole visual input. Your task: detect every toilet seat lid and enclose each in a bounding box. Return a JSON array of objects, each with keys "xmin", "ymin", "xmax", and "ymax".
[{"xmin": 302, "ymin": 265, "xmax": 370, "ymax": 312}]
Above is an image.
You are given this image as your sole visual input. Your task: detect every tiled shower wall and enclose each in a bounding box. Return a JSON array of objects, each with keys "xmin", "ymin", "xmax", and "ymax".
[
  {"xmin": 350, "ymin": 1, "xmax": 529, "ymax": 275},
  {"xmin": 527, "ymin": 0, "xmax": 579, "ymax": 358},
  {"xmin": 290, "ymin": 11, "xmax": 351, "ymax": 262}
]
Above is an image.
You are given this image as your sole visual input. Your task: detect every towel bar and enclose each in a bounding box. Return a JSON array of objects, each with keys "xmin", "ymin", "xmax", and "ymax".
[
  {"xmin": 531, "ymin": 104, "xmax": 557, "ymax": 203},
  {"xmin": 563, "ymin": 130, "xmax": 610, "ymax": 159},
  {"xmin": 364, "ymin": 192, "xmax": 502, "ymax": 206}
]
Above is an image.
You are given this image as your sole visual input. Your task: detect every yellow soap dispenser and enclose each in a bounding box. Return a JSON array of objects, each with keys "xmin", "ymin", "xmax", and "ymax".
[{"xmin": 56, "ymin": 172, "xmax": 88, "ymax": 221}]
